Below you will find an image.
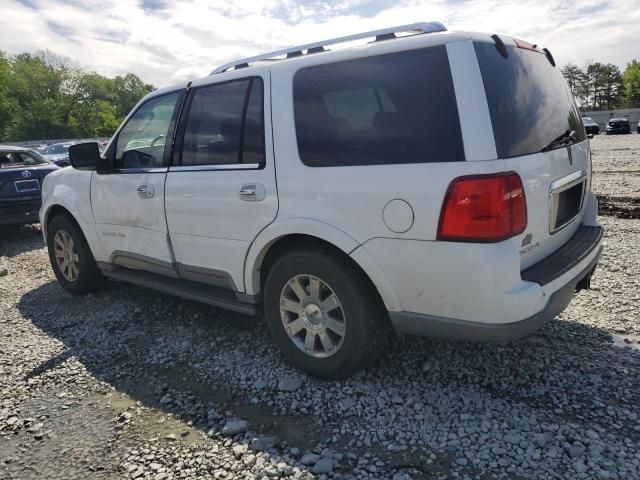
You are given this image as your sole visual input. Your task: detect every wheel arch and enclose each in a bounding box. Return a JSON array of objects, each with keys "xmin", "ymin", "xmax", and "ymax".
[
  {"xmin": 244, "ymin": 219, "xmax": 401, "ymax": 311},
  {"xmin": 42, "ymin": 203, "xmax": 101, "ymax": 262}
]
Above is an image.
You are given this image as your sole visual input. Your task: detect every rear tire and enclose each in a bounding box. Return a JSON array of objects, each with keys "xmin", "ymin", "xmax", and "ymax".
[
  {"xmin": 263, "ymin": 246, "xmax": 390, "ymax": 379},
  {"xmin": 47, "ymin": 215, "xmax": 103, "ymax": 293}
]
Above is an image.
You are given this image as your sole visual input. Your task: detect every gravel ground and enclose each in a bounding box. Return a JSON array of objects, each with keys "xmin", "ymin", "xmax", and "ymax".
[{"xmin": 1, "ymin": 135, "xmax": 639, "ymax": 480}]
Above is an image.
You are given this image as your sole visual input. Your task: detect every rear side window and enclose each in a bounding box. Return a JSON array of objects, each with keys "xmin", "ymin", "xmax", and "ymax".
[
  {"xmin": 293, "ymin": 46, "xmax": 464, "ymax": 167},
  {"xmin": 474, "ymin": 42, "xmax": 586, "ymax": 158},
  {"xmin": 180, "ymin": 77, "xmax": 265, "ymax": 167}
]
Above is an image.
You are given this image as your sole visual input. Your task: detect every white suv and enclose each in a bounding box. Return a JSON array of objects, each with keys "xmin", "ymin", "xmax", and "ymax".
[{"xmin": 40, "ymin": 23, "xmax": 603, "ymax": 379}]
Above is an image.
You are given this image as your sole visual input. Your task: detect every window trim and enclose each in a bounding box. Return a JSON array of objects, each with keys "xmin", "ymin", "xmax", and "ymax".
[
  {"xmin": 103, "ymin": 89, "xmax": 185, "ymax": 174},
  {"xmin": 171, "ymin": 76, "xmax": 266, "ymax": 171}
]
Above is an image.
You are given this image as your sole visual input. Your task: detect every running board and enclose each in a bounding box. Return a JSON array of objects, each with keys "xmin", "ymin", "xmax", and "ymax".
[{"xmin": 102, "ymin": 267, "xmax": 256, "ymax": 316}]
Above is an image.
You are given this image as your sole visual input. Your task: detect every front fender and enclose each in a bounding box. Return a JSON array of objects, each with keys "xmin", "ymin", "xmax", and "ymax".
[{"xmin": 40, "ymin": 170, "xmax": 102, "ymax": 260}]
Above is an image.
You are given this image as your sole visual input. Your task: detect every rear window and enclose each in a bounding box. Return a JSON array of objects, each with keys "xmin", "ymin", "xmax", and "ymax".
[
  {"xmin": 474, "ymin": 42, "xmax": 586, "ymax": 158},
  {"xmin": 0, "ymin": 151, "xmax": 47, "ymax": 167},
  {"xmin": 293, "ymin": 46, "xmax": 465, "ymax": 167}
]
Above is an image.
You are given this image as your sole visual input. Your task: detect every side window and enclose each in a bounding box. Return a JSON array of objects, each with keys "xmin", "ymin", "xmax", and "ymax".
[
  {"xmin": 293, "ymin": 46, "xmax": 464, "ymax": 167},
  {"xmin": 115, "ymin": 92, "xmax": 180, "ymax": 169},
  {"xmin": 180, "ymin": 77, "xmax": 265, "ymax": 167}
]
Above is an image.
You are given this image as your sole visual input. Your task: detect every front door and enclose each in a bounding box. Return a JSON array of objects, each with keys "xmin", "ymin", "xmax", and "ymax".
[
  {"xmin": 91, "ymin": 90, "xmax": 183, "ymax": 275},
  {"xmin": 164, "ymin": 71, "xmax": 277, "ymax": 292}
]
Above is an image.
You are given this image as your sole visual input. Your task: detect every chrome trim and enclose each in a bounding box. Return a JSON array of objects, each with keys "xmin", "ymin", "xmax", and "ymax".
[
  {"xmin": 549, "ymin": 169, "xmax": 587, "ymax": 194},
  {"xmin": 169, "ymin": 163, "xmax": 261, "ymax": 172},
  {"xmin": 210, "ymin": 22, "xmax": 447, "ymax": 74},
  {"xmin": 105, "ymin": 167, "xmax": 168, "ymax": 174},
  {"xmin": 548, "ymin": 169, "xmax": 587, "ymax": 234}
]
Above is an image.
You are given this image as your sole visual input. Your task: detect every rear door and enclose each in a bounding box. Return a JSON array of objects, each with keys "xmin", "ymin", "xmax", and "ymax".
[
  {"xmin": 164, "ymin": 70, "xmax": 277, "ymax": 292},
  {"xmin": 91, "ymin": 90, "xmax": 183, "ymax": 274},
  {"xmin": 472, "ymin": 37, "xmax": 590, "ymax": 268}
]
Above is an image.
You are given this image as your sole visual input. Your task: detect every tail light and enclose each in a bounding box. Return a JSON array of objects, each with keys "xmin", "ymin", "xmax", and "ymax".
[{"xmin": 437, "ymin": 172, "xmax": 527, "ymax": 242}]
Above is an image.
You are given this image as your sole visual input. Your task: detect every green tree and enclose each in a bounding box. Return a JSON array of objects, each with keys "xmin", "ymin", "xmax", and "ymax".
[
  {"xmin": 113, "ymin": 73, "xmax": 154, "ymax": 119},
  {"xmin": 0, "ymin": 48, "xmax": 155, "ymax": 142},
  {"xmin": 622, "ymin": 59, "xmax": 640, "ymax": 108},
  {"xmin": 583, "ymin": 63, "xmax": 624, "ymax": 111},
  {"xmin": 0, "ymin": 52, "xmax": 18, "ymax": 142}
]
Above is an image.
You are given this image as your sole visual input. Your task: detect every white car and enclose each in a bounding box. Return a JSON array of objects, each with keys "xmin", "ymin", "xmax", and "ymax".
[{"xmin": 40, "ymin": 23, "xmax": 603, "ymax": 379}]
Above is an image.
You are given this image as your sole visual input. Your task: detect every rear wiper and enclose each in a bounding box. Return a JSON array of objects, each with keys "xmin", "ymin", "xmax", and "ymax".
[{"xmin": 541, "ymin": 129, "xmax": 577, "ymax": 152}]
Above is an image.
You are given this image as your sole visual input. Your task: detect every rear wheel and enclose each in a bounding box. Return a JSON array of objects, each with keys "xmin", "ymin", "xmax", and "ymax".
[
  {"xmin": 47, "ymin": 215, "xmax": 103, "ymax": 293},
  {"xmin": 263, "ymin": 247, "xmax": 390, "ymax": 379}
]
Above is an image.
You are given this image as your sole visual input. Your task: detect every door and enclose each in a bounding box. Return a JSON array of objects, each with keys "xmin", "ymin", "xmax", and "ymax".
[
  {"xmin": 91, "ymin": 90, "xmax": 183, "ymax": 274},
  {"xmin": 165, "ymin": 71, "xmax": 277, "ymax": 292}
]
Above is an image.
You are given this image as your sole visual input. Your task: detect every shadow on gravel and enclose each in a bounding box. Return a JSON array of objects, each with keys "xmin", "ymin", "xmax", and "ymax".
[
  {"xmin": 0, "ymin": 224, "xmax": 45, "ymax": 257},
  {"xmin": 597, "ymin": 194, "xmax": 640, "ymax": 219},
  {"xmin": 17, "ymin": 279, "xmax": 640, "ymax": 478}
]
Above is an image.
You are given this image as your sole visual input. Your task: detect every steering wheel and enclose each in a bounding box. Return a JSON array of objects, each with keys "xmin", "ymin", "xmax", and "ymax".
[{"xmin": 150, "ymin": 135, "xmax": 165, "ymax": 147}]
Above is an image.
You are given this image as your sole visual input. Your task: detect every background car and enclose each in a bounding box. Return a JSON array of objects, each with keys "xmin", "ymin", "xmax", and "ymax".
[
  {"xmin": 0, "ymin": 146, "xmax": 59, "ymax": 226},
  {"xmin": 637, "ymin": 120, "xmax": 640, "ymax": 134},
  {"xmin": 605, "ymin": 118, "xmax": 631, "ymax": 135},
  {"xmin": 42, "ymin": 141, "xmax": 77, "ymax": 167},
  {"xmin": 582, "ymin": 116, "xmax": 600, "ymax": 135}
]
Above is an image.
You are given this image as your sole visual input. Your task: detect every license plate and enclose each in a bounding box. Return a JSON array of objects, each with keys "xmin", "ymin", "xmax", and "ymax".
[
  {"xmin": 14, "ymin": 179, "xmax": 40, "ymax": 193},
  {"xmin": 549, "ymin": 170, "xmax": 587, "ymax": 233}
]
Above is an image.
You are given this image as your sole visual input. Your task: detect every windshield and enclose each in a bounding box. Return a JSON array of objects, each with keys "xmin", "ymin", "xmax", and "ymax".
[
  {"xmin": 0, "ymin": 151, "xmax": 48, "ymax": 167},
  {"xmin": 474, "ymin": 41, "xmax": 586, "ymax": 158},
  {"xmin": 45, "ymin": 144, "xmax": 70, "ymax": 155}
]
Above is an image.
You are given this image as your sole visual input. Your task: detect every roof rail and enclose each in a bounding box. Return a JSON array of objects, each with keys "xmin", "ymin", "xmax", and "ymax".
[{"xmin": 210, "ymin": 21, "xmax": 447, "ymax": 75}]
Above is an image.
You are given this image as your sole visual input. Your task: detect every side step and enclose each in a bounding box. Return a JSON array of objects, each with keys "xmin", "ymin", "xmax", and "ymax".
[{"xmin": 102, "ymin": 267, "xmax": 256, "ymax": 316}]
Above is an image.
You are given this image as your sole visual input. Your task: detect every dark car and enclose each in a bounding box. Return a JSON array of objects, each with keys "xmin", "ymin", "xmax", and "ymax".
[
  {"xmin": 637, "ymin": 121, "xmax": 640, "ymax": 134},
  {"xmin": 0, "ymin": 146, "xmax": 59, "ymax": 226},
  {"xmin": 42, "ymin": 142, "xmax": 77, "ymax": 167},
  {"xmin": 582, "ymin": 117, "xmax": 600, "ymax": 135},
  {"xmin": 605, "ymin": 118, "xmax": 631, "ymax": 135}
]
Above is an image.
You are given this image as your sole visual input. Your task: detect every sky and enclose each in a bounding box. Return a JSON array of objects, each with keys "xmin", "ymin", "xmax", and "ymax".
[{"xmin": 1, "ymin": 0, "xmax": 639, "ymax": 87}]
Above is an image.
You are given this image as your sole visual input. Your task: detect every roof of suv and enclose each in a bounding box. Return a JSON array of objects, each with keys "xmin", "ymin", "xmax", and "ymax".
[{"xmin": 144, "ymin": 23, "xmax": 503, "ymax": 103}]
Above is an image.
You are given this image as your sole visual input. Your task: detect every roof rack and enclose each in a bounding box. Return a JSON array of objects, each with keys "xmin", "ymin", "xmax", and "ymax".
[{"xmin": 210, "ymin": 21, "xmax": 447, "ymax": 75}]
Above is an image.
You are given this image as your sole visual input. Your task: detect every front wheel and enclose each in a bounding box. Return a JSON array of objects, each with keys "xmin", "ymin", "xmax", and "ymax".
[
  {"xmin": 47, "ymin": 215, "xmax": 103, "ymax": 293},
  {"xmin": 263, "ymin": 247, "xmax": 390, "ymax": 379}
]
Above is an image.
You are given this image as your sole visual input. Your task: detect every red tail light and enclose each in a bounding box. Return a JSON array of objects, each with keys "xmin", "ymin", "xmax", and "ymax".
[{"xmin": 437, "ymin": 172, "xmax": 527, "ymax": 242}]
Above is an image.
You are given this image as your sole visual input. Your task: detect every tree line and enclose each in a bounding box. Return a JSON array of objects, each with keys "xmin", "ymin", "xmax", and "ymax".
[
  {"xmin": 0, "ymin": 50, "xmax": 154, "ymax": 142},
  {"xmin": 562, "ymin": 59, "xmax": 640, "ymax": 111}
]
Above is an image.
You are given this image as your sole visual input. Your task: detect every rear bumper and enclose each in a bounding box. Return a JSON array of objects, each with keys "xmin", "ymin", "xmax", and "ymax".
[
  {"xmin": 606, "ymin": 127, "xmax": 630, "ymax": 134},
  {"xmin": 390, "ymin": 240, "xmax": 602, "ymax": 342},
  {"xmin": 0, "ymin": 198, "xmax": 41, "ymax": 226}
]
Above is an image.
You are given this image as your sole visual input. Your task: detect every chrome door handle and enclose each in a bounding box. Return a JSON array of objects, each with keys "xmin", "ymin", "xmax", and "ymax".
[
  {"xmin": 239, "ymin": 185, "xmax": 256, "ymax": 197},
  {"xmin": 239, "ymin": 183, "xmax": 265, "ymax": 201},
  {"xmin": 137, "ymin": 184, "xmax": 155, "ymax": 198}
]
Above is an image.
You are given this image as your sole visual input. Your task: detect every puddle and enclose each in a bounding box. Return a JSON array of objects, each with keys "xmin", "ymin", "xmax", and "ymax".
[
  {"xmin": 151, "ymin": 364, "xmax": 323, "ymax": 451},
  {"xmin": 0, "ymin": 395, "xmax": 118, "ymax": 480}
]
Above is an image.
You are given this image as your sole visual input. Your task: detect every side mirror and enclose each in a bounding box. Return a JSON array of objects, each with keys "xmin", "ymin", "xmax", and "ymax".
[
  {"xmin": 69, "ymin": 142, "xmax": 101, "ymax": 170},
  {"xmin": 587, "ymin": 133, "xmax": 594, "ymax": 139}
]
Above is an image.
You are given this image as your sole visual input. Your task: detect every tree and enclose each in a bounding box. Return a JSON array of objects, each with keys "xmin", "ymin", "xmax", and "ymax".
[
  {"xmin": 113, "ymin": 73, "xmax": 154, "ymax": 119},
  {"xmin": 0, "ymin": 49, "xmax": 155, "ymax": 142},
  {"xmin": 622, "ymin": 59, "xmax": 640, "ymax": 108}
]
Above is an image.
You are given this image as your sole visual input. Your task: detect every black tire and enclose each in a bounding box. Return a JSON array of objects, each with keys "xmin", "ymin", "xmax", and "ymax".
[
  {"xmin": 47, "ymin": 215, "xmax": 103, "ymax": 293},
  {"xmin": 263, "ymin": 246, "xmax": 390, "ymax": 379}
]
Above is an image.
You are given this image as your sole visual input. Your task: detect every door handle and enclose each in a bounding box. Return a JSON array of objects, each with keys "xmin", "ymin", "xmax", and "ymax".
[
  {"xmin": 239, "ymin": 183, "xmax": 265, "ymax": 201},
  {"xmin": 137, "ymin": 184, "xmax": 155, "ymax": 199}
]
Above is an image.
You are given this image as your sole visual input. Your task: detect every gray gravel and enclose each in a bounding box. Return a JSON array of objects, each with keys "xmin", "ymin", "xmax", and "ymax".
[{"xmin": 1, "ymin": 135, "xmax": 639, "ymax": 479}]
